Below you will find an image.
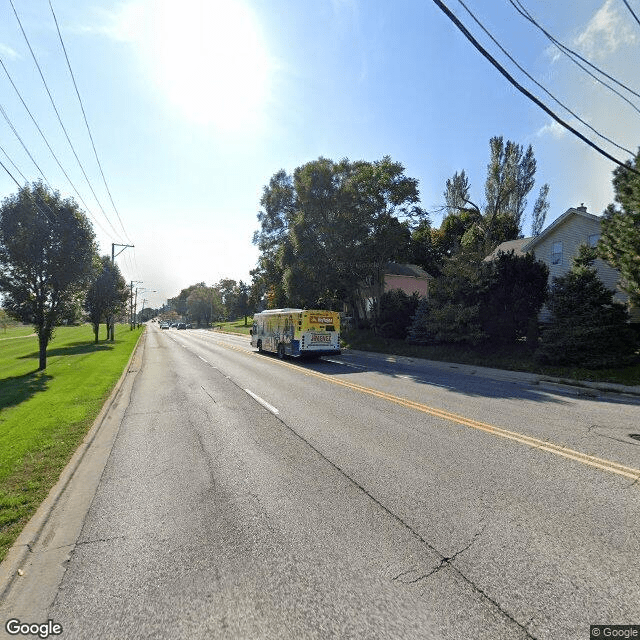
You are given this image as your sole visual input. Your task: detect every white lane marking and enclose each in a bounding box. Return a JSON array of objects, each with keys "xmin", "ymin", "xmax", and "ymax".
[
  {"xmin": 244, "ymin": 389, "xmax": 279, "ymax": 415},
  {"xmin": 324, "ymin": 358, "xmax": 367, "ymax": 371},
  {"xmin": 198, "ymin": 355, "xmax": 208, "ymax": 363}
]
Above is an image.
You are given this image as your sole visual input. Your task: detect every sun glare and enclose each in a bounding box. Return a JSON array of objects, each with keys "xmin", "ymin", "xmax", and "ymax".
[{"xmin": 129, "ymin": 0, "xmax": 271, "ymax": 130}]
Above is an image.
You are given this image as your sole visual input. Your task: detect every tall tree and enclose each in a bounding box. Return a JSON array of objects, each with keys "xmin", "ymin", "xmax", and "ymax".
[
  {"xmin": 84, "ymin": 255, "xmax": 128, "ymax": 343},
  {"xmin": 187, "ymin": 284, "xmax": 223, "ymax": 326},
  {"xmin": 443, "ymin": 170, "xmax": 471, "ymax": 216},
  {"xmin": 531, "ymin": 183, "xmax": 550, "ymax": 237},
  {"xmin": 483, "ymin": 136, "xmax": 536, "ymax": 245},
  {"xmin": 598, "ymin": 149, "xmax": 640, "ymax": 308},
  {"xmin": 444, "ymin": 137, "xmax": 544, "ymax": 257},
  {"xmin": 0, "ymin": 182, "xmax": 96, "ymax": 369},
  {"xmin": 253, "ymin": 156, "xmax": 422, "ymax": 324}
]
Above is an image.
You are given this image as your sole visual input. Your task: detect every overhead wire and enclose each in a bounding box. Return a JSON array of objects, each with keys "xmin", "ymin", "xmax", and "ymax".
[
  {"xmin": 0, "ymin": 102, "xmax": 51, "ymax": 186},
  {"xmin": 8, "ymin": 0, "xmax": 124, "ymax": 241},
  {"xmin": 0, "ymin": 141, "xmax": 28, "ymax": 183},
  {"xmin": 0, "ymin": 156, "xmax": 21, "ymax": 188},
  {"xmin": 430, "ymin": 0, "xmax": 640, "ymax": 175},
  {"xmin": 457, "ymin": 0, "xmax": 634, "ymax": 156},
  {"xmin": 621, "ymin": 0, "xmax": 640, "ymax": 29},
  {"xmin": 0, "ymin": 55, "xmax": 117, "ymax": 241},
  {"xmin": 49, "ymin": 0, "xmax": 132, "ymax": 243},
  {"xmin": 509, "ymin": 0, "xmax": 640, "ymax": 112}
]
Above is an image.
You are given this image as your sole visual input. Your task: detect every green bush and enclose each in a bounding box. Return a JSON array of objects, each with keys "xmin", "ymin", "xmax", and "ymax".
[
  {"xmin": 376, "ymin": 289, "xmax": 421, "ymax": 339},
  {"xmin": 536, "ymin": 254, "xmax": 638, "ymax": 368}
]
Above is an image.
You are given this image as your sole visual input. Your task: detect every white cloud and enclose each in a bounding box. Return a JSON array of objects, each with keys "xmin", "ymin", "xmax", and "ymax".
[
  {"xmin": 0, "ymin": 43, "xmax": 19, "ymax": 60},
  {"xmin": 574, "ymin": 0, "xmax": 637, "ymax": 59},
  {"xmin": 536, "ymin": 120, "xmax": 567, "ymax": 139}
]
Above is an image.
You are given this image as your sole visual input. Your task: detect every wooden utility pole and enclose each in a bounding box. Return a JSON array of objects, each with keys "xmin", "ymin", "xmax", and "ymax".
[{"xmin": 111, "ymin": 243, "xmax": 134, "ymax": 340}]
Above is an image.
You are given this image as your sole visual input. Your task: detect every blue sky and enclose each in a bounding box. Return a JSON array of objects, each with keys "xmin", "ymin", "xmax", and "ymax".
[{"xmin": 0, "ymin": 0, "xmax": 638, "ymax": 309}]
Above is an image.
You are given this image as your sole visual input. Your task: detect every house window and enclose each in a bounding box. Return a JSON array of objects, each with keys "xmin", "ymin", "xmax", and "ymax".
[
  {"xmin": 551, "ymin": 241, "xmax": 563, "ymax": 265},
  {"xmin": 588, "ymin": 233, "xmax": 600, "ymax": 247}
]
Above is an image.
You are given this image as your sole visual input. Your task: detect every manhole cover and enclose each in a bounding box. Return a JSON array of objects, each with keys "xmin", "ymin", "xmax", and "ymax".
[{"xmin": 629, "ymin": 434, "xmax": 640, "ymax": 441}]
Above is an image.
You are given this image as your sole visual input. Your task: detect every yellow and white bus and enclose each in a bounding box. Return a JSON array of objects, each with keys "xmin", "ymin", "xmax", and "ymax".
[{"xmin": 250, "ymin": 308, "xmax": 341, "ymax": 359}]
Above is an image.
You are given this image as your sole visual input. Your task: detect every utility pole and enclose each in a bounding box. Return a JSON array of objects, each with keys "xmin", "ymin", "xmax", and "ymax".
[
  {"xmin": 130, "ymin": 281, "xmax": 142, "ymax": 329},
  {"xmin": 111, "ymin": 243, "xmax": 134, "ymax": 341}
]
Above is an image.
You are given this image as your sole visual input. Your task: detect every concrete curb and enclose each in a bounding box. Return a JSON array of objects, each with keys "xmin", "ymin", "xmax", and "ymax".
[{"xmin": 0, "ymin": 329, "xmax": 147, "ymax": 603}]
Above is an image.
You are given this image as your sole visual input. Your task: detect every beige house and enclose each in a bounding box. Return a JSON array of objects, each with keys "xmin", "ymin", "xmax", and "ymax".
[{"xmin": 489, "ymin": 204, "xmax": 632, "ymax": 320}]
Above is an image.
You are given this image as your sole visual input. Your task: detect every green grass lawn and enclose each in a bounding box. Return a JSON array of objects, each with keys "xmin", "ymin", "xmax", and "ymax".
[
  {"xmin": 0, "ymin": 323, "xmax": 144, "ymax": 562},
  {"xmin": 212, "ymin": 318, "xmax": 252, "ymax": 335},
  {"xmin": 0, "ymin": 325, "xmax": 36, "ymax": 341}
]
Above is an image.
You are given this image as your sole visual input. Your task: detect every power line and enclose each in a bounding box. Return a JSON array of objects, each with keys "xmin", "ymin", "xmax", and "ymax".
[
  {"xmin": 0, "ymin": 55, "xmax": 117, "ymax": 241},
  {"xmin": 456, "ymin": 0, "xmax": 634, "ymax": 156},
  {"xmin": 49, "ymin": 0, "xmax": 131, "ymax": 243},
  {"xmin": 430, "ymin": 0, "xmax": 640, "ymax": 175},
  {"xmin": 0, "ymin": 102, "xmax": 51, "ymax": 186},
  {"xmin": 0, "ymin": 142, "xmax": 28, "ymax": 183},
  {"xmin": 0, "ymin": 156, "xmax": 22, "ymax": 188},
  {"xmin": 8, "ymin": 0, "xmax": 124, "ymax": 240},
  {"xmin": 509, "ymin": 0, "xmax": 640, "ymax": 113},
  {"xmin": 621, "ymin": 0, "xmax": 640, "ymax": 29}
]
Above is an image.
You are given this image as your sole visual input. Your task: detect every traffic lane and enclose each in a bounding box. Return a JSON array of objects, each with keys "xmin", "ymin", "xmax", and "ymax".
[
  {"xmin": 196, "ymin": 330, "xmax": 640, "ymax": 473},
  {"xmin": 167, "ymin": 330, "xmax": 640, "ymax": 638},
  {"xmin": 50, "ymin": 325, "xmax": 516, "ymax": 640},
  {"xmin": 185, "ymin": 330, "xmax": 640, "ymax": 473},
  {"xmin": 171, "ymin": 330, "xmax": 640, "ymax": 487}
]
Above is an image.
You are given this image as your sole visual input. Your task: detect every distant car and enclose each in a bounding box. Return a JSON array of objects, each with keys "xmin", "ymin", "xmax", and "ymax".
[
  {"xmin": 160, "ymin": 322, "xmax": 169, "ymax": 329},
  {"xmin": 177, "ymin": 322, "xmax": 186, "ymax": 330},
  {"xmin": 171, "ymin": 323, "xmax": 177, "ymax": 328},
  {"xmin": 186, "ymin": 323, "xmax": 192, "ymax": 329}
]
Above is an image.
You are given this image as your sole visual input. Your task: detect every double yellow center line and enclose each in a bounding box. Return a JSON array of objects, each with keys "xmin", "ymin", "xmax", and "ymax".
[{"xmin": 215, "ymin": 339, "xmax": 640, "ymax": 482}]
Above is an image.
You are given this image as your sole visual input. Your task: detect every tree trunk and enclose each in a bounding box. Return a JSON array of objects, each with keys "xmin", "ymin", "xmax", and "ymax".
[
  {"xmin": 93, "ymin": 323, "xmax": 99, "ymax": 343},
  {"xmin": 38, "ymin": 333, "xmax": 48, "ymax": 371}
]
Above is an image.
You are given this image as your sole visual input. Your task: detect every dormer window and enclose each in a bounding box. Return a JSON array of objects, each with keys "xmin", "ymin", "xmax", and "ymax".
[{"xmin": 551, "ymin": 241, "xmax": 563, "ymax": 265}]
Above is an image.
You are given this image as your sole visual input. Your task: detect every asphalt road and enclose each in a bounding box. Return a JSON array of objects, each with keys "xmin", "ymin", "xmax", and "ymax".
[{"xmin": 2, "ymin": 324, "xmax": 639, "ymax": 639}]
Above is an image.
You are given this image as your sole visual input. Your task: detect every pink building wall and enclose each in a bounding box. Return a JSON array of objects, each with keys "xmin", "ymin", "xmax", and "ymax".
[{"xmin": 384, "ymin": 274, "xmax": 429, "ymax": 298}]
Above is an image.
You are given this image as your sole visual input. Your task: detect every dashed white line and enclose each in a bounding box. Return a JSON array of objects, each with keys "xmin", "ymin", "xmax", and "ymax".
[{"xmin": 244, "ymin": 389, "xmax": 279, "ymax": 415}]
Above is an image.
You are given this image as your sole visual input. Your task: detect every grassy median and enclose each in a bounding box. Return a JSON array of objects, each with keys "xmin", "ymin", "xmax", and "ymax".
[{"xmin": 0, "ymin": 324, "xmax": 144, "ymax": 562}]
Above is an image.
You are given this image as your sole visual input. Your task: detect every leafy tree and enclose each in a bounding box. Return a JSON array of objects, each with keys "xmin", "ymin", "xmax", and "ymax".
[
  {"xmin": 408, "ymin": 250, "xmax": 486, "ymax": 345},
  {"xmin": 187, "ymin": 284, "xmax": 223, "ymax": 326},
  {"xmin": 536, "ymin": 246, "xmax": 637, "ymax": 368},
  {"xmin": 407, "ymin": 249, "xmax": 547, "ymax": 346},
  {"xmin": 531, "ymin": 183, "xmax": 550, "ymax": 237},
  {"xmin": 0, "ymin": 182, "xmax": 96, "ymax": 369},
  {"xmin": 253, "ymin": 156, "xmax": 422, "ymax": 325},
  {"xmin": 478, "ymin": 250, "xmax": 548, "ymax": 345},
  {"xmin": 436, "ymin": 137, "xmax": 549, "ymax": 260},
  {"xmin": 84, "ymin": 255, "xmax": 128, "ymax": 343},
  {"xmin": 598, "ymin": 149, "xmax": 640, "ymax": 308},
  {"xmin": 0, "ymin": 307, "xmax": 11, "ymax": 333},
  {"xmin": 409, "ymin": 219, "xmax": 440, "ymax": 276},
  {"xmin": 443, "ymin": 170, "xmax": 471, "ymax": 216},
  {"xmin": 232, "ymin": 280, "xmax": 250, "ymax": 324},
  {"xmin": 377, "ymin": 289, "xmax": 421, "ymax": 339}
]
